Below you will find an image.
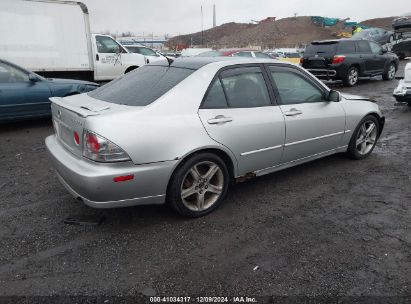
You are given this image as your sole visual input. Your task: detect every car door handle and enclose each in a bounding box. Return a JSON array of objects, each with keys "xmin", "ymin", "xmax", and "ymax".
[
  {"xmin": 284, "ymin": 109, "xmax": 303, "ymax": 116},
  {"xmin": 207, "ymin": 115, "xmax": 233, "ymax": 124}
]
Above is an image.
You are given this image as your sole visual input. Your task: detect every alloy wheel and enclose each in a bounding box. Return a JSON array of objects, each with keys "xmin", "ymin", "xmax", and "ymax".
[
  {"xmin": 356, "ymin": 120, "xmax": 378, "ymax": 155},
  {"xmin": 180, "ymin": 161, "xmax": 224, "ymax": 211},
  {"xmin": 348, "ymin": 68, "xmax": 358, "ymax": 85},
  {"xmin": 388, "ymin": 64, "xmax": 396, "ymax": 80}
]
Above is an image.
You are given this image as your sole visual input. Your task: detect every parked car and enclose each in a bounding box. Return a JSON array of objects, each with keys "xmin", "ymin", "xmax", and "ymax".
[
  {"xmin": 393, "ymin": 62, "xmax": 411, "ymax": 105},
  {"xmin": 301, "ymin": 39, "xmax": 399, "ymax": 86},
  {"xmin": 392, "ymin": 13, "xmax": 411, "ymax": 30},
  {"xmin": 352, "ymin": 28, "xmax": 395, "ymax": 45},
  {"xmin": 0, "ymin": 59, "xmax": 98, "ymax": 122},
  {"xmin": 278, "ymin": 52, "xmax": 302, "ymax": 64},
  {"xmin": 226, "ymin": 50, "xmax": 273, "ymax": 59},
  {"xmin": 196, "ymin": 50, "xmax": 273, "ymax": 59},
  {"xmin": 181, "ymin": 48, "xmax": 212, "ymax": 57},
  {"xmin": 46, "ymin": 57, "xmax": 385, "ymax": 218},
  {"xmin": 124, "ymin": 45, "xmax": 166, "ymax": 63}
]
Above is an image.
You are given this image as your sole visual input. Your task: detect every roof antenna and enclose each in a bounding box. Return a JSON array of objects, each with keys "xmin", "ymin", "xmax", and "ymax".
[{"xmin": 166, "ymin": 56, "xmax": 174, "ymax": 66}]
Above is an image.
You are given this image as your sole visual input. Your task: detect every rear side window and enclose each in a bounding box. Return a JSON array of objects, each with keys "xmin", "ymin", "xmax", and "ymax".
[
  {"xmin": 233, "ymin": 52, "xmax": 253, "ymax": 57},
  {"xmin": 357, "ymin": 41, "xmax": 371, "ymax": 53},
  {"xmin": 337, "ymin": 42, "xmax": 356, "ymax": 54},
  {"xmin": 220, "ymin": 67, "xmax": 271, "ymax": 108},
  {"xmin": 88, "ymin": 66, "xmax": 194, "ymax": 106},
  {"xmin": 304, "ymin": 43, "xmax": 337, "ymax": 56}
]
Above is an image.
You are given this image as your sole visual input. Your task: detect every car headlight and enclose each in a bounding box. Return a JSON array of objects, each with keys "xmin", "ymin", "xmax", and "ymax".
[{"xmin": 393, "ymin": 80, "xmax": 408, "ymax": 96}]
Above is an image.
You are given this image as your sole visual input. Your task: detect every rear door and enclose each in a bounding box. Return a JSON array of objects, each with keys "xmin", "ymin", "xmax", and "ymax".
[
  {"xmin": 198, "ymin": 65, "xmax": 285, "ymax": 175},
  {"xmin": 268, "ymin": 65, "xmax": 346, "ymax": 163},
  {"xmin": 0, "ymin": 62, "xmax": 51, "ymax": 121}
]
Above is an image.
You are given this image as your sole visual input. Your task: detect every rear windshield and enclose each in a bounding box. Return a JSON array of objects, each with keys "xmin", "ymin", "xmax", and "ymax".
[
  {"xmin": 304, "ymin": 43, "xmax": 337, "ymax": 56},
  {"xmin": 88, "ymin": 65, "xmax": 194, "ymax": 106}
]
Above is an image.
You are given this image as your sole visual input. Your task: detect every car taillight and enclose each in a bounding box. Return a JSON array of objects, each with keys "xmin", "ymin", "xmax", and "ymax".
[
  {"xmin": 83, "ymin": 130, "xmax": 130, "ymax": 162},
  {"xmin": 332, "ymin": 55, "xmax": 345, "ymax": 64},
  {"xmin": 300, "ymin": 57, "xmax": 304, "ymax": 65},
  {"xmin": 73, "ymin": 131, "xmax": 80, "ymax": 145}
]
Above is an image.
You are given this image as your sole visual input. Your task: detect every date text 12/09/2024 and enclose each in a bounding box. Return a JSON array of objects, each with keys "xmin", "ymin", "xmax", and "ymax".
[{"xmin": 149, "ymin": 296, "xmax": 257, "ymax": 303}]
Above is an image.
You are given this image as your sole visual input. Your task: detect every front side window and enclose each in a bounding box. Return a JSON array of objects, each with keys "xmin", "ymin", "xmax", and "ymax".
[
  {"xmin": 270, "ymin": 67, "xmax": 326, "ymax": 105},
  {"xmin": 95, "ymin": 36, "xmax": 124, "ymax": 53},
  {"xmin": 369, "ymin": 42, "xmax": 382, "ymax": 54},
  {"xmin": 220, "ymin": 67, "xmax": 271, "ymax": 108},
  {"xmin": 88, "ymin": 65, "xmax": 194, "ymax": 106},
  {"xmin": 0, "ymin": 62, "xmax": 29, "ymax": 83}
]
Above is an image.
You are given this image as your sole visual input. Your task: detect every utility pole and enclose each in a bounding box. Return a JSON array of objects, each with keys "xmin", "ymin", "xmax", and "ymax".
[
  {"xmin": 213, "ymin": 4, "xmax": 216, "ymax": 28},
  {"xmin": 201, "ymin": 5, "xmax": 204, "ymax": 45}
]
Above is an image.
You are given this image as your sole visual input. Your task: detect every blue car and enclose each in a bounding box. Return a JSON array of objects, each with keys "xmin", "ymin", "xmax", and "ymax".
[{"xmin": 0, "ymin": 59, "xmax": 99, "ymax": 122}]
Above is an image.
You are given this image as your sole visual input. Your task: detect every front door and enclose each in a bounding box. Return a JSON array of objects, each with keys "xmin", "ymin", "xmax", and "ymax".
[
  {"xmin": 268, "ymin": 65, "xmax": 346, "ymax": 163},
  {"xmin": 198, "ymin": 66, "xmax": 285, "ymax": 175},
  {"xmin": 94, "ymin": 35, "xmax": 127, "ymax": 80},
  {"xmin": 0, "ymin": 62, "xmax": 51, "ymax": 121}
]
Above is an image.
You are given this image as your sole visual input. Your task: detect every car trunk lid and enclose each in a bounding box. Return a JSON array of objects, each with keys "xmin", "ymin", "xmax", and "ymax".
[{"xmin": 50, "ymin": 93, "xmax": 126, "ymax": 157}]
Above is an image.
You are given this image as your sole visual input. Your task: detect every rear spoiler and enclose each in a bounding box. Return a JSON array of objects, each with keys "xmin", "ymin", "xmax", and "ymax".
[{"xmin": 50, "ymin": 97, "xmax": 110, "ymax": 118}]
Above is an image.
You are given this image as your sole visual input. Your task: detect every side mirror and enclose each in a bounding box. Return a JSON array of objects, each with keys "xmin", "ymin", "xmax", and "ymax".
[
  {"xmin": 28, "ymin": 73, "xmax": 38, "ymax": 82},
  {"xmin": 328, "ymin": 90, "xmax": 341, "ymax": 102}
]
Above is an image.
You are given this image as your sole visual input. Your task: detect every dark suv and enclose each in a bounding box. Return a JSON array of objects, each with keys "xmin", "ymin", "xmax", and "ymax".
[{"xmin": 301, "ymin": 39, "xmax": 399, "ymax": 86}]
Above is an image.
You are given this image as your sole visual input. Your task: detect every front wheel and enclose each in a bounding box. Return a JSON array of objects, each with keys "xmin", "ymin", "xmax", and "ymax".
[
  {"xmin": 168, "ymin": 153, "xmax": 230, "ymax": 217},
  {"xmin": 382, "ymin": 63, "xmax": 396, "ymax": 80},
  {"xmin": 347, "ymin": 115, "xmax": 380, "ymax": 160},
  {"xmin": 343, "ymin": 67, "xmax": 359, "ymax": 86}
]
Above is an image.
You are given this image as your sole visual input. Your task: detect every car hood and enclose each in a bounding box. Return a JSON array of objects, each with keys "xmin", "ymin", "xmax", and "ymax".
[
  {"xmin": 47, "ymin": 78, "xmax": 99, "ymax": 86},
  {"xmin": 341, "ymin": 93, "xmax": 375, "ymax": 102}
]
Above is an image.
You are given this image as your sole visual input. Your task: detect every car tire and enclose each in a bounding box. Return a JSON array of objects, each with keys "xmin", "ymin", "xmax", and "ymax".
[
  {"xmin": 343, "ymin": 66, "xmax": 359, "ymax": 87},
  {"xmin": 382, "ymin": 63, "xmax": 396, "ymax": 81},
  {"xmin": 347, "ymin": 115, "xmax": 380, "ymax": 160},
  {"xmin": 168, "ymin": 153, "xmax": 230, "ymax": 218}
]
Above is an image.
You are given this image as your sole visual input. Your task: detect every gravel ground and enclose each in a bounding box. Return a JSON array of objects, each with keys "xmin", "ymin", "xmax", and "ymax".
[{"xmin": 0, "ymin": 61, "xmax": 410, "ymax": 302}]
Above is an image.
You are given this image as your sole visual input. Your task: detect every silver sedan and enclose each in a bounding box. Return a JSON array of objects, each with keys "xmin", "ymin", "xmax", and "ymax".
[{"xmin": 45, "ymin": 58, "xmax": 385, "ymax": 217}]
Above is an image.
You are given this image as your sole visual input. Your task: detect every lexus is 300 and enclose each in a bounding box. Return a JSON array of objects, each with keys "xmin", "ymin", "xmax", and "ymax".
[{"xmin": 45, "ymin": 58, "xmax": 385, "ymax": 217}]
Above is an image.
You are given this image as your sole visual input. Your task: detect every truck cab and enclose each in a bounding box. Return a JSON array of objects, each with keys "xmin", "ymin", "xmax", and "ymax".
[{"xmin": 91, "ymin": 34, "xmax": 146, "ymax": 81}]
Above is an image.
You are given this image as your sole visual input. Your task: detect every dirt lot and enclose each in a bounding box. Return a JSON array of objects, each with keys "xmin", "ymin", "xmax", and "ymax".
[{"xmin": 0, "ymin": 61, "xmax": 410, "ymax": 302}]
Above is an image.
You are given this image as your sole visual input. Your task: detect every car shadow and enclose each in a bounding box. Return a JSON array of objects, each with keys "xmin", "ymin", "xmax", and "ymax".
[
  {"xmin": 63, "ymin": 152, "xmax": 353, "ymax": 229},
  {"xmin": 0, "ymin": 117, "xmax": 52, "ymax": 133}
]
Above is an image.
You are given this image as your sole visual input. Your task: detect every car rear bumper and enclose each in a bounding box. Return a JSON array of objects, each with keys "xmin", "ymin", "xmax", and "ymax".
[
  {"xmin": 45, "ymin": 135, "xmax": 177, "ymax": 208},
  {"xmin": 307, "ymin": 69, "xmax": 337, "ymax": 78}
]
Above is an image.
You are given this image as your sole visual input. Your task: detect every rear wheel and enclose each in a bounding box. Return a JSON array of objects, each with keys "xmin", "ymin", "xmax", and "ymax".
[
  {"xmin": 382, "ymin": 63, "xmax": 396, "ymax": 81},
  {"xmin": 343, "ymin": 66, "xmax": 359, "ymax": 86},
  {"xmin": 168, "ymin": 153, "xmax": 229, "ymax": 217},
  {"xmin": 347, "ymin": 115, "xmax": 380, "ymax": 160}
]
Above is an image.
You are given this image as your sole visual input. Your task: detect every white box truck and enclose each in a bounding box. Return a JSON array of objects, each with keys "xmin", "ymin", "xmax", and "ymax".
[{"xmin": 0, "ymin": 0, "xmax": 147, "ymax": 81}]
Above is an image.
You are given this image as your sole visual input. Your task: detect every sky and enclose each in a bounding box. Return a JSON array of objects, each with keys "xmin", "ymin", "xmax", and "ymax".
[{"xmin": 79, "ymin": 0, "xmax": 409, "ymax": 37}]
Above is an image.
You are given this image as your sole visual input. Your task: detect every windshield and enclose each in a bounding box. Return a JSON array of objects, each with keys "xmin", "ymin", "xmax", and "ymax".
[{"xmin": 88, "ymin": 65, "xmax": 194, "ymax": 106}]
